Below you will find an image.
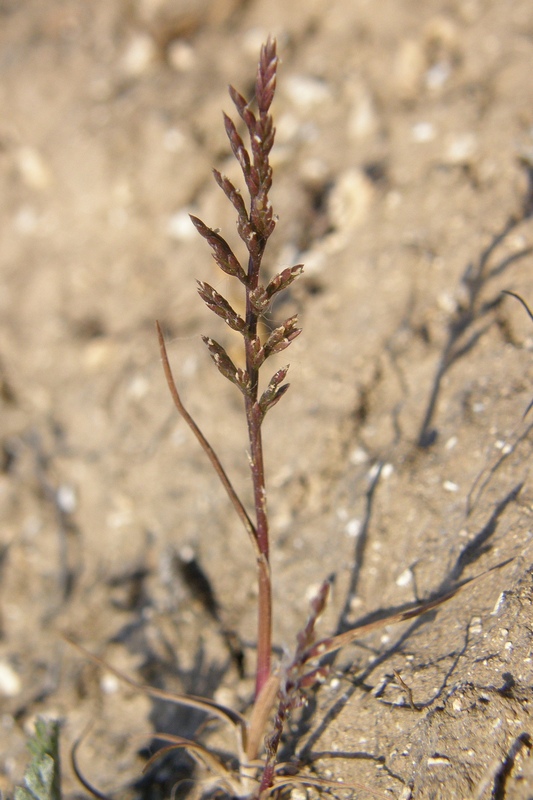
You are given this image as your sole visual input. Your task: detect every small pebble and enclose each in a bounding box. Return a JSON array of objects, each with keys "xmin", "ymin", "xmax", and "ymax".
[
  {"xmin": 121, "ymin": 33, "xmax": 158, "ymax": 76},
  {"xmin": 491, "ymin": 592, "xmax": 506, "ymax": 615},
  {"xmin": 347, "ymin": 82, "xmax": 379, "ymax": 139},
  {"xmin": 100, "ymin": 673, "xmax": 120, "ymax": 694},
  {"xmin": 0, "ymin": 661, "xmax": 21, "ymax": 697},
  {"xmin": 469, "ymin": 616, "xmax": 482, "ymax": 635},
  {"xmin": 328, "ymin": 168, "xmax": 375, "ymax": 232},
  {"xmin": 427, "ymin": 755, "xmax": 451, "ymax": 766},
  {"xmin": 167, "ymin": 40, "xmax": 195, "ymax": 71},
  {"xmin": 128, "ymin": 374, "xmax": 150, "ymax": 399},
  {"xmin": 425, "ymin": 61, "xmax": 451, "ymax": 90},
  {"xmin": 443, "ymin": 480, "xmax": 459, "ymax": 492},
  {"xmin": 349, "ymin": 446, "xmax": 369, "ymax": 465},
  {"xmin": 167, "ymin": 210, "xmax": 196, "ymax": 240},
  {"xmin": 14, "ymin": 205, "xmax": 39, "ymax": 235},
  {"xmin": 396, "ymin": 567, "xmax": 413, "ymax": 588},
  {"xmin": 57, "ymin": 484, "xmax": 77, "ymax": 514},
  {"xmin": 345, "ymin": 518, "xmax": 362, "ymax": 538},
  {"xmin": 393, "ymin": 39, "xmax": 426, "ymax": 101},
  {"xmin": 163, "ymin": 128, "xmax": 186, "ymax": 153},
  {"xmin": 284, "ymin": 75, "xmax": 332, "ymax": 111},
  {"xmin": 412, "ymin": 121, "xmax": 436, "ymax": 143},
  {"xmin": 382, "ymin": 463, "xmax": 394, "ymax": 479},
  {"xmin": 445, "ymin": 133, "xmax": 477, "ymax": 164},
  {"xmin": 16, "ymin": 146, "xmax": 52, "ymax": 190}
]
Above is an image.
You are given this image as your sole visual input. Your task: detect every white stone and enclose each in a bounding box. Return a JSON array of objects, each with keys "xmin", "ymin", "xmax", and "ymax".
[
  {"xmin": 345, "ymin": 518, "xmax": 362, "ymax": 538},
  {"xmin": 121, "ymin": 33, "xmax": 157, "ymax": 76},
  {"xmin": 284, "ymin": 75, "xmax": 332, "ymax": 111},
  {"xmin": 0, "ymin": 662, "xmax": 21, "ymax": 697},
  {"xmin": 412, "ymin": 121, "xmax": 436, "ymax": 143},
  {"xmin": 166, "ymin": 209, "xmax": 196, "ymax": 240},
  {"xmin": 445, "ymin": 133, "xmax": 478, "ymax": 164},
  {"xmin": 167, "ymin": 40, "xmax": 195, "ymax": 72},
  {"xmin": 328, "ymin": 169, "xmax": 374, "ymax": 232},
  {"xmin": 443, "ymin": 480, "xmax": 459, "ymax": 492},
  {"xmin": 57, "ymin": 484, "xmax": 77, "ymax": 514},
  {"xmin": 16, "ymin": 146, "xmax": 52, "ymax": 190},
  {"xmin": 396, "ymin": 568, "xmax": 413, "ymax": 588}
]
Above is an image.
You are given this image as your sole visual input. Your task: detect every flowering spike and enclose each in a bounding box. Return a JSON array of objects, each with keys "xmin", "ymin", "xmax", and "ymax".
[
  {"xmin": 266, "ymin": 265, "xmax": 304, "ymax": 299},
  {"xmin": 189, "ymin": 37, "xmax": 287, "ymax": 710},
  {"xmin": 249, "ymin": 267, "xmax": 304, "ymax": 315},
  {"xmin": 256, "ymin": 37, "xmax": 278, "ymax": 116},
  {"xmin": 263, "ymin": 316, "xmax": 301, "ymax": 360},
  {"xmin": 249, "ymin": 335, "xmax": 265, "ymax": 369},
  {"xmin": 258, "ymin": 366, "xmax": 290, "ymax": 416},
  {"xmin": 212, "ymin": 169, "xmax": 248, "ymax": 223},
  {"xmin": 189, "ymin": 215, "xmax": 247, "ymax": 282},
  {"xmin": 201, "ymin": 336, "xmax": 250, "ymax": 394},
  {"xmin": 228, "ymin": 85, "xmax": 256, "ymax": 130},
  {"xmin": 197, "ymin": 282, "xmax": 247, "ymax": 333}
]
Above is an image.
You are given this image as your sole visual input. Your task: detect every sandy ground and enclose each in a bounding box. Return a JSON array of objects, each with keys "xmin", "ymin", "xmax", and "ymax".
[{"xmin": 2, "ymin": 1, "xmax": 533, "ymax": 798}]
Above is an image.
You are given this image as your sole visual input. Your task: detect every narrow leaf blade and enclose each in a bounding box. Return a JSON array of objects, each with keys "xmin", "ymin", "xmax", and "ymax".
[{"xmin": 303, "ymin": 578, "xmax": 486, "ymax": 663}]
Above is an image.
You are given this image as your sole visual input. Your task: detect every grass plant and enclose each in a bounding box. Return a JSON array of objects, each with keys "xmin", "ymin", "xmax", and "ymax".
[{"xmin": 72, "ymin": 38, "xmax": 503, "ymax": 800}]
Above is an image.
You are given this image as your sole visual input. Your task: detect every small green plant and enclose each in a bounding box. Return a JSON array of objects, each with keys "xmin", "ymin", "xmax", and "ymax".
[
  {"xmin": 72, "ymin": 38, "xmax": 495, "ymax": 800},
  {"xmin": 15, "ymin": 718, "xmax": 61, "ymax": 800}
]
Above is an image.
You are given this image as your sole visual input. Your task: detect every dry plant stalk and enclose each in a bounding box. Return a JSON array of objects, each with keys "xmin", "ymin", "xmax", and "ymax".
[{"xmin": 72, "ymin": 38, "xmax": 502, "ymax": 800}]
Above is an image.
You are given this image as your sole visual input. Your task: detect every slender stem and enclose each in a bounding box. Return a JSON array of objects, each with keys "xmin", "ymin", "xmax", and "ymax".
[
  {"xmin": 244, "ymin": 244, "xmax": 273, "ymax": 698},
  {"xmin": 246, "ymin": 352, "xmax": 272, "ymax": 704},
  {"xmin": 254, "ymin": 553, "xmax": 272, "ymax": 698}
]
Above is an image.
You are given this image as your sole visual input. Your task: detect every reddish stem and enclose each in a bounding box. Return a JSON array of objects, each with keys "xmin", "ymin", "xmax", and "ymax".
[{"xmin": 244, "ymin": 244, "xmax": 272, "ymax": 698}]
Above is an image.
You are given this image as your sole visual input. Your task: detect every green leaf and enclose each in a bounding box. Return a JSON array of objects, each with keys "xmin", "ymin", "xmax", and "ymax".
[{"xmin": 15, "ymin": 718, "xmax": 61, "ymax": 800}]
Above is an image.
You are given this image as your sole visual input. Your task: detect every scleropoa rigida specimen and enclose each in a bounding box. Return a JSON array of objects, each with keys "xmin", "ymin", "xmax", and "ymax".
[{"xmin": 72, "ymin": 38, "xmax": 499, "ymax": 800}]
